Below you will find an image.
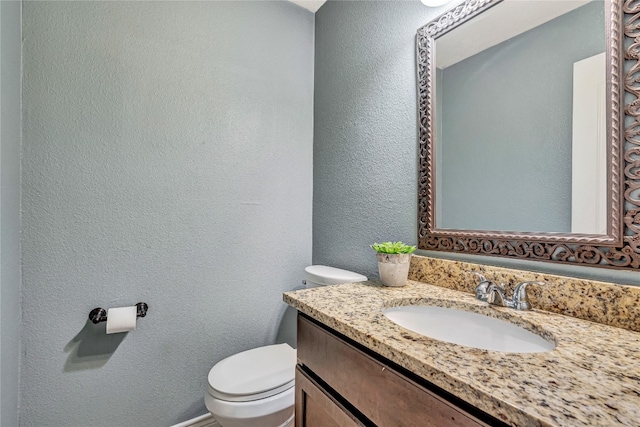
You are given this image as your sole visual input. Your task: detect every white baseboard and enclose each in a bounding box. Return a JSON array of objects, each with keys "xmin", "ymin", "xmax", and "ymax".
[{"xmin": 171, "ymin": 413, "xmax": 219, "ymax": 427}]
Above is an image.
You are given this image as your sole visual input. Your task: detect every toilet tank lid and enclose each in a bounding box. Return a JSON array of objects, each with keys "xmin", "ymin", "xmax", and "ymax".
[
  {"xmin": 304, "ymin": 265, "xmax": 367, "ymax": 285},
  {"xmin": 207, "ymin": 344, "xmax": 296, "ymax": 400}
]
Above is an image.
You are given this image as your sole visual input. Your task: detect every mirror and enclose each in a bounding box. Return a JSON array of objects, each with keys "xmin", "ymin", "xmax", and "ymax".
[
  {"xmin": 435, "ymin": 0, "xmax": 605, "ymax": 234},
  {"xmin": 416, "ymin": 0, "xmax": 640, "ymax": 270}
]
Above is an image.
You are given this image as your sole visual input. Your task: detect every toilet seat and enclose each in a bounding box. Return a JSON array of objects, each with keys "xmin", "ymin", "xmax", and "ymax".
[{"xmin": 207, "ymin": 344, "xmax": 296, "ymax": 402}]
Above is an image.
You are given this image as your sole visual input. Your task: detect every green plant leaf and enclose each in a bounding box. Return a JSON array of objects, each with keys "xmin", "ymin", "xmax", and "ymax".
[{"xmin": 370, "ymin": 241, "xmax": 416, "ymax": 254}]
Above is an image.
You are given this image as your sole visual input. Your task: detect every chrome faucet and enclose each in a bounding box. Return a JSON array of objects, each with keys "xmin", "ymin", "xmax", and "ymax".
[
  {"xmin": 471, "ymin": 272, "xmax": 543, "ymax": 311},
  {"xmin": 486, "ymin": 283, "xmax": 508, "ymax": 306}
]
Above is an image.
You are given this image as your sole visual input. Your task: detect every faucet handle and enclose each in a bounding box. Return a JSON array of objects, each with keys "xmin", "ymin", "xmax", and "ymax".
[
  {"xmin": 470, "ymin": 271, "xmax": 492, "ymax": 301},
  {"xmin": 470, "ymin": 271, "xmax": 493, "ymax": 289},
  {"xmin": 512, "ymin": 281, "xmax": 545, "ymax": 310},
  {"xmin": 470, "ymin": 271, "xmax": 488, "ymax": 283}
]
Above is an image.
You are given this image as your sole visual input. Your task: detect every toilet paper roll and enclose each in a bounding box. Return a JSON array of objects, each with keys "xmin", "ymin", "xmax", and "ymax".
[{"xmin": 106, "ymin": 306, "xmax": 138, "ymax": 334}]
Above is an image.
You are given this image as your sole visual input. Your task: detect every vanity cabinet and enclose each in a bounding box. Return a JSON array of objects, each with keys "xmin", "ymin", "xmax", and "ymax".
[{"xmin": 295, "ymin": 314, "xmax": 500, "ymax": 427}]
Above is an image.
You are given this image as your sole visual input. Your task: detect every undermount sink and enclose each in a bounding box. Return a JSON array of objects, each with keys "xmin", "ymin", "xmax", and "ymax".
[{"xmin": 383, "ymin": 305, "xmax": 555, "ymax": 353}]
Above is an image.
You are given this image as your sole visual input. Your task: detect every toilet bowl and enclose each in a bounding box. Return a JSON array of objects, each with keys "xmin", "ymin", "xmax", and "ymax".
[
  {"xmin": 205, "ymin": 344, "xmax": 296, "ymax": 427},
  {"xmin": 204, "ymin": 265, "xmax": 367, "ymax": 427}
]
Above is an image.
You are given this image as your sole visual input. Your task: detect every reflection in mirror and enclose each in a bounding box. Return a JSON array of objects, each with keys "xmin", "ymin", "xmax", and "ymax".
[{"xmin": 434, "ymin": 0, "xmax": 605, "ymax": 234}]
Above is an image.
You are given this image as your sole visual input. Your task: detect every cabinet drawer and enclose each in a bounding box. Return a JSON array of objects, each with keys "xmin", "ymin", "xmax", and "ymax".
[{"xmin": 297, "ymin": 315, "xmax": 489, "ymax": 427}]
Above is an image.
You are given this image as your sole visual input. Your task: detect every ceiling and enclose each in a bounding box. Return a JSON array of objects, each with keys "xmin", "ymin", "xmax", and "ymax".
[{"xmin": 288, "ymin": 0, "xmax": 327, "ymax": 12}]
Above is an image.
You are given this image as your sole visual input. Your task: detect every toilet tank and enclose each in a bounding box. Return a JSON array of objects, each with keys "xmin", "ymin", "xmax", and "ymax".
[{"xmin": 304, "ymin": 265, "xmax": 367, "ymax": 289}]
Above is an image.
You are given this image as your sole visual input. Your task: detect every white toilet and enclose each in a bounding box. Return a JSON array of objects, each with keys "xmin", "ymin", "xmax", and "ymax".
[{"xmin": 204, "ymin": 265, "xmax": 367, "ymax": 427}]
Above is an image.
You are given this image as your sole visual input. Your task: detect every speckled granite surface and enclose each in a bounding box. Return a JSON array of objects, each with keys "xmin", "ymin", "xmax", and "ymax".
[
  {"xmin": 284, "ymin": 281, "xmax": 640, "ymax": 427},
  {"xmin": 409, "ymin": 255, "xmax": 640, "ymax": 332}
]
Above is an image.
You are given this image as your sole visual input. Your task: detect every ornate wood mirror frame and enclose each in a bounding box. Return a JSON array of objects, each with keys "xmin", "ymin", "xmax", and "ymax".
[{"xmin": 417, "ymin": 0, "xmax": 640, "ymax": 270}]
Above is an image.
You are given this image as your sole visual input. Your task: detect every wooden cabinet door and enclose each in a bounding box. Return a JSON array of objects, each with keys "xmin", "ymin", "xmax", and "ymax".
[{"xmin": 295, "ymin": 367, "xmax": 363, "ymax": 427}]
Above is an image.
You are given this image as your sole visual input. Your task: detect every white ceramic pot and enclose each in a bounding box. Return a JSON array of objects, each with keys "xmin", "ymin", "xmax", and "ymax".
[{"xmin": 376, "ymin": 253, "xmax": 411, "ymax": 287}]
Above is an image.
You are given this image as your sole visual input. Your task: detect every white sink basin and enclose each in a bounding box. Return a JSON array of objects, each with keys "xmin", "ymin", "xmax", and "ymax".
[{"xmin": 383, "ymin": 305, "xmax": 555, "ymax": 353}]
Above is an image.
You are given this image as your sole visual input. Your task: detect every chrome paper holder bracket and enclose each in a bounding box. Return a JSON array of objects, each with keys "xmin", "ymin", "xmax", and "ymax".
[{"xmin": 88, "ymin": 302, "xmax": 149, "ymax": 324}]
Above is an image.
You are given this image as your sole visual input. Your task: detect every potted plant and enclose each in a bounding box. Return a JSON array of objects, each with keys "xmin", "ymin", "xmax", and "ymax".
[{"xmin": 371, "ymin": 241, "xmax": 416, "ymax": 287}]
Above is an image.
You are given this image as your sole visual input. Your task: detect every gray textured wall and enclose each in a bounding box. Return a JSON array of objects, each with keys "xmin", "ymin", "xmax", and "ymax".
[
  {"xmin": 1, "ymin": 1, "xmax": 22, "ymax": 425},
  {"xmin": 21, "ymin": 2, "xmax": 313, "ymax": 426},
  {"xmin": 313, "ymin": 0, "xmax": 640, "ymax": 286},
  {"xmin": 313, "ymin": 0, "xmax": 441, "ymax": 279},
  {"xmin": 439, "ymin": 2, "xmax": 603, "ymax": 232}
]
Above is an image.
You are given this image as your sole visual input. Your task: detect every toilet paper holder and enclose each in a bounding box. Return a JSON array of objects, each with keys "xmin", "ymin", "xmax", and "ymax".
[{"xmin": 88, "ymin": 302, "xmax": 149, "ymax": 324}]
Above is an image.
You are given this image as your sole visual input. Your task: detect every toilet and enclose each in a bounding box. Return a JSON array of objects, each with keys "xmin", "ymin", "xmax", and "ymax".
[{"xmin": 204, "ymin": 265, "xmax": 367, "ymax": 427}]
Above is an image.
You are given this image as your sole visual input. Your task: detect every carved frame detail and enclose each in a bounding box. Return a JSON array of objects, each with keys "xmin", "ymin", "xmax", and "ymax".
[{"xmin": 417, "ymin": 0, "xmax": 640, "ymax": 270}]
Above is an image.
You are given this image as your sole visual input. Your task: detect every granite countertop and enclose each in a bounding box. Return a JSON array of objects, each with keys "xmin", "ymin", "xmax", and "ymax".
[{"xmin": 283, "ymin": 280, "xmax": 640, "ymax": 427}]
